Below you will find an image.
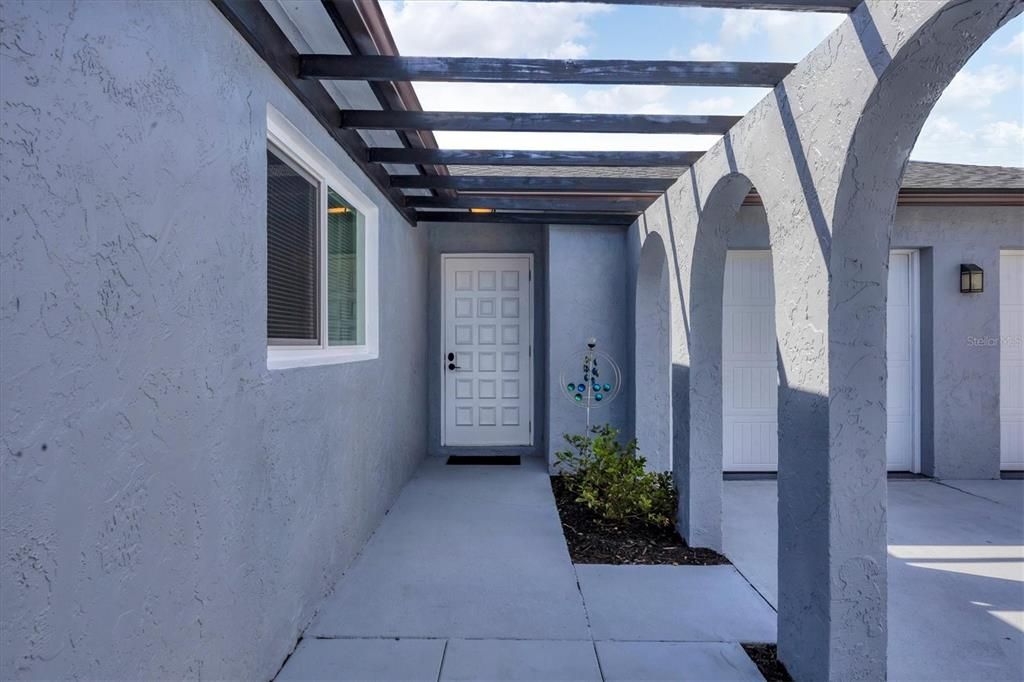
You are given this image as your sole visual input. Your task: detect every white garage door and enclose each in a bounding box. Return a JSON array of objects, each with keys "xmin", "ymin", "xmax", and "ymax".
[
  {"xmin": 722, "ymin": 252, "xmax": 778, "ymax": 472},
  {"xmin": 886, "ymin": 250, "xmax": 919, "ymax": 472},
  {"xmin": 1001, "ymin": 250, "xmax": 1024, "ymax": 470},
  {"xmin": 722, "ymin": 250, "xmax": 919, "ymax": 472}
]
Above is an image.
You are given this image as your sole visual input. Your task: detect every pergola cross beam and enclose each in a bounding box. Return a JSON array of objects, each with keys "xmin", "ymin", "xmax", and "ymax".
[
  {"xmin": 341, "ymin": 110, "xmax": 742, "ymax": 134},
  {"xmin": 390, "ymin": 174, "xmax": 674, "ymax": 193},
  {"xmin": 474, "ymin": 0, "xmax": 859, "ymax": 11},
  {"xmin": 367, "ymin": 148, "xmax": 700, "ymax": 167},
  {"xmin": 214, "ymin": 0, "xmax": 854, "ymax": 225},
  {"xmin": 299, "ymin": 55, "xmax": 794, "ymax": 87}
]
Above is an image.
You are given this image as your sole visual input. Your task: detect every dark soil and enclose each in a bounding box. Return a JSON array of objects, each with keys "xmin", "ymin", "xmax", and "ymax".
[
  {"xmin": 550, "ymin": 476, "xmax": 729, "ymax": 565},
  {"xmin": 741, "ymin": 644, "xmax": 792, "ymax": 682}
]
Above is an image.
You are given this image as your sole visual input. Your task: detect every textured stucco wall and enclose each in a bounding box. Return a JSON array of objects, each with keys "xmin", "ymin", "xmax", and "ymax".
[
  {"xmin": 624, "ymin": 2, "xmax": 1021, "ymax": 678},
  {"xmin": 547, "ymin": 226, "xmax": 630, "ymax": 466},
  {"xmin": 424, "ymin": 221, "xmax": 548, "ymax": 457},
  {"xmin": 634, "ymin": 233, "xmax": 672, "ymax": 472},
  {"xmin": 0, "ymin": 2, "xmax": 428, "ymax": 679}
]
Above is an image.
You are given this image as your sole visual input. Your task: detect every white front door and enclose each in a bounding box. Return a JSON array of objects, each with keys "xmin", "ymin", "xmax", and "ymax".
[
  {"xmin": 721, "ymin": 250, "xmax": 919, "ymax": 472},
  {"xmin": 886, "ymin": 250, "xmax": 920, "ymax": 472},
  {"xmin": 722, "ymin": 251, "xmax": 778, "ymax": 472},
  {"xmin": 1001, "ymin": 250, "xmax": 1024, "ymax": 470},
  {"xmin": 442, "ymin": 254, "xmax": 533, "ymax": 447}
]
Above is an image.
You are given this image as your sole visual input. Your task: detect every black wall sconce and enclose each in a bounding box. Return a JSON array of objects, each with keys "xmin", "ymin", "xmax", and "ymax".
[{"xmin": 960, "ymin": 264, "xmax": 984, "ymax": 293}]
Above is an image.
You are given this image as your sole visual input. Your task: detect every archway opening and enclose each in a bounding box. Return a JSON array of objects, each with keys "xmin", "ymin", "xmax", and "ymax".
[{"xmin": 634, "ymin": 232, "xmax": 671, "ymax": 473}]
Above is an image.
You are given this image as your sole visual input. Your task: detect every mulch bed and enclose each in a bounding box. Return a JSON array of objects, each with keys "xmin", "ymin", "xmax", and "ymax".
[
  {"xmin": 550, "ymin": 476, "xmax": 729, "ymax": 565},
  {"xmin": 741, "ymin": 644, "xmax": 792, "ymax": 682}
]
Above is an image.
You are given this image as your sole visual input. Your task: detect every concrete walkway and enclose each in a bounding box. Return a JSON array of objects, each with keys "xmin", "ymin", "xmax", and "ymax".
[
  {"xmin": 724, "ymin": 478, "xmax": 1024, "ymax": 682},
  {"xmin": 278, "ymin": 458, "xmax": 775, "ymax": 681}
]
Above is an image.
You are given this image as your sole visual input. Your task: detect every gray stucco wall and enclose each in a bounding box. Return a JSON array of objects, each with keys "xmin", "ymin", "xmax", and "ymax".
[
  {"xmin": 715, "ymin": 204, "xmax": 1023, "ymax": 478},
  {"xmin": 548, "ymin": 226, "xmax": 631, "ymax": 465},
  {"xmin": 424, "ymin": 222, "xmax": 548, "ymax": 457},
  {"xmin": 0, "ymin": 2, "xmax": 428, "ymax": 679}
]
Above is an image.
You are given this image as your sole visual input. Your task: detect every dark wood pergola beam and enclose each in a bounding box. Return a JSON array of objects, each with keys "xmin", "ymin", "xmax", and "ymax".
[
  {"xmin": 407, "ymin": 195, "xmax": 653, "ymax": 212},
  {"xmin": 300, "ymin": 56, "xmax": 794, "ymax": 88},
  {"xmin": 475, "ymin": 0, "xmax": 859, "ymax": 11},
  {"xmin": 211, "ymin": 0, "xmax": 415, "ymax": 224},
  {"xmin": 321, "ymin": 0, "xmax": 451, "ymax": 190},
  {"xmin": 342, "ymin": 111, "xmax": 741, "ymax": 134},
  {"xmin": 390, "ymin": 174, "xmax": 674, "ymax": 193},
  {"xmin": 368, "ymin": 148, "xmax": 700, "ymax": 167},
  {"xmin": 414, "ymin": 211, "xmax": 639, "ymax": 226}
]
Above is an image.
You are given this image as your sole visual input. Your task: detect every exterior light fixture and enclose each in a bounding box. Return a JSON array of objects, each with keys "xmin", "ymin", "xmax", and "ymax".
[
  {"xmin": 469, "ymin": 208, "xmax": 495, "ymax": 214},
  {"xmin": 960, "ymin": 264, "xmax": 984, "ymax": 293},
  {"xmin": 327, "ymin": 206, "xmax": 350, "ymax": 214}
]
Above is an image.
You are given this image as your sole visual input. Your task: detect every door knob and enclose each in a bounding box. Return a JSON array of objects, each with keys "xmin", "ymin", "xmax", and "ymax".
[{"xmin": 448, "ymin": 362, "xmax": 461, "ymax": 371}]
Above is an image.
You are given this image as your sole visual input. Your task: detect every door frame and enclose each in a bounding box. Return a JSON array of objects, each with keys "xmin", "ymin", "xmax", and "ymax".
[
  {"xmin": 890, "ymin": 248, "xmax": 922, "ymax": 473},
  {"xmin": 439, "ymin": 253, "xmax": 535, "ymax": 447}
]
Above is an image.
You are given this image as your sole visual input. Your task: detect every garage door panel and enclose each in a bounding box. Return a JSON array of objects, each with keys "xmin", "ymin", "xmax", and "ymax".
[
  {"xmin": 887, "ymin": 308, "xmax": 912, "ymax": 361},
  {"xmin": 887, "ymin": 363, "xmax": 914, "ymax": 413},
  {"xmin": 886, "ymin": 418, "xmax": 914, "ymax": 471},
  {"xmin": 724, "ymin": 365, "xmax": 777, "ymax": 412},
  {"xmin": 724, "ymin": 309, "xmax": 774, "ymax": 357},
  {"xmin": 1001, "ymin": 251, "xmax": 1024, "ymax": 469},
  {"xmin": 724, "ymin": 420, "xmax": 778, "ymax": 470},
  {"xmin": 885, "ymin": 251, "xmax": 918, "ymax": 471},
  {"xmin": 723, "ymin": 251, "xmax": 779, "ymax": 472}
]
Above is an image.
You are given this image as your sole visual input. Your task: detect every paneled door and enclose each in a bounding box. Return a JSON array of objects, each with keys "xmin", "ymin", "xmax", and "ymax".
[
  {"xmin": 442, "ymin": 254, "xmax": 533, "ymax": 447},
  {"xmin": 1001, "ymin": 250, "xmax": 1024, "ymax": 470},
  {"xmin": 886, "ymin": 250, "xmax": 920, "ymax": 472},
  {"xmin": 722, "ymin": 251, "xmax": 778, "ymax": 472}
]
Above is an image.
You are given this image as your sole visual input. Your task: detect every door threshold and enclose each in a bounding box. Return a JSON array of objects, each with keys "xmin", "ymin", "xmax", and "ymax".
[
  {"xmin": 723, "ymin": 472, "xmax": 776, "ymax": 480},
  {"xmin": 446, "ymin": 455, "xmax": 521, "ymax": 466}
]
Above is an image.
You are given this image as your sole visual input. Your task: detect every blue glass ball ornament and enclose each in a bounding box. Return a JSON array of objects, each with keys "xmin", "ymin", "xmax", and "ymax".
[
  {"xmin": 595, "ymin": 393, "xmax": 604, "ymax": 401},
  {"xmin": 603, "ymin": 383, "xmax": 611, "ymax": 391},
  {"xmin": 574, "ymin": 393, "xmax": 582, "ymax": 402},
  {"xmin": 592, "ymin": 383, "xmax": 600, "ymax": 392},
  {"xmin": 567, "ymin": 383, "xmax": 576, "ymax": 392},
  {"xmin": 577, "ymin": 384, "xmax": 586, "ymax": 393}
]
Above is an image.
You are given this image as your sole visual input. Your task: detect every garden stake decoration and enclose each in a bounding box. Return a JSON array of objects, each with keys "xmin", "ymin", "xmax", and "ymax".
[{"xmin": 558, "ymin": 337, "xmax": 623, "ymax": 429}]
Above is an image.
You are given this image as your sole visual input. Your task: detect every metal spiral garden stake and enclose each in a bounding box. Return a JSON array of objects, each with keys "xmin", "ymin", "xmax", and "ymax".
[{"xmin": 558, "ymin": 337, "xmax": 623, "ymax": 430}]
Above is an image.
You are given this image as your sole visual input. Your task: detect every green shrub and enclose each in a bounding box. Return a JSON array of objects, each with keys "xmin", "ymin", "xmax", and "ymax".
[{"xmin": 555, "ymin": 424, "xmax": 676, "ymax": 528}]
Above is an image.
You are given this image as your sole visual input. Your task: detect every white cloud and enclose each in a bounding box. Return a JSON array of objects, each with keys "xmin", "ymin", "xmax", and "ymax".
[
  {"xmin": 411, "ymin": 82, "xmax": 581, "ymax": 113},
  {"xmin": 912, "ymin": 115, "xmax": 1024, "ymax": 167},
  {"xmin": 999, "ymin": 31, "xmax": 1024, "ymax": 54},
  {"xmin": 941, "ymin": 64, "xmax": 1018, "ymax": 109},
  {"xmin": 716, "ymin": 9, "xmax": 844, "ymax": 61},
  {"xmin": 686, "ymin": 95, "xmax": 737, "ymax": 114},
  {"xmin": 979, "ymin": 120, "xmax": 1024, "ymax": 152},
  {"xmin": 689, "ymin": 42, "xmax": 724, "ymax": 60},
  {"xmin": 379, "ymin": 0, "xmax": 608, "ymax": 58}
]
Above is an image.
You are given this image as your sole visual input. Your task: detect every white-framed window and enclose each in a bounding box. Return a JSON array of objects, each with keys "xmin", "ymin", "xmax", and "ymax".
[{"xmin": 265, "ymin": 105, "xmax": 379, "ymax": 369}]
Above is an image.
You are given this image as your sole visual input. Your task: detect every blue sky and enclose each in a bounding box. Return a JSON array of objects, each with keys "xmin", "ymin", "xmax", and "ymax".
[{"xmin": 380, "ymin": 1, "xmax": 1023, "ymax": 166}]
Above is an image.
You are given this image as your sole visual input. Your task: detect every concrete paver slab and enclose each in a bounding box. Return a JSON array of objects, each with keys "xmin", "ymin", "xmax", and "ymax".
[
  {"xmin": 276, "ymin": 638, "xmax": 445, "ymax": 681},
  {"xmin": 596, "ymin": 641, "xmax": 764, "ymax": 681},
  {"xmin": 440, "ymin": 639, "xmax": 601, "ymax": 681},
  {"xmin": 723, "ymin": 479, "xmax": 1024, "ymax": 681},
  {"xmin": 939, "ymin": 479, "xmax": 1024, "ymax": 511},
  {"xmin": 575, "ymin": 565, "xmax": 777, "ymax": 643},
  {"xmin": 308, "ymin": 458, "xmax": 590, "ymax": 640}
]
